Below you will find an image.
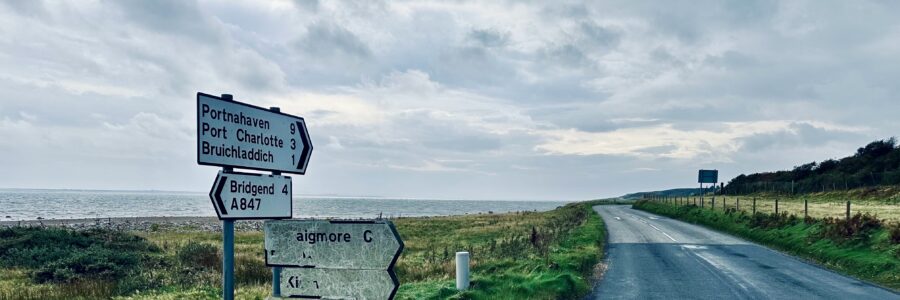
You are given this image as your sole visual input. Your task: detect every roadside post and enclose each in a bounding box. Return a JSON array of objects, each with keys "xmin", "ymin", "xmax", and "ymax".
[
  {"xmin": 804, "ymin": 199, "xmax": 808, "ymax": 219},
  {"xmin": 197, "ymin": 93, "xmax": 313, "ymax": 299},
  {"xmin": 457, "ymin": 251, "xmax": 470, "ymax": 290},
  {"xmin": 846, "ymin": 201, "xmax": 851, "ymax": 220}
]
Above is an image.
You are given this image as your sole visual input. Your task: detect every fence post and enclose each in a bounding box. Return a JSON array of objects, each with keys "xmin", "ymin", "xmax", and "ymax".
[
  {"xmin": 712, "ymin": 196, "xmax": 716, "ymax": 210},
  {"xmin": 752, "ymin": 197, "xmax": 756, "ymax": 214},
  {"xmin": 804, "ymin": 199, "xmax": 808, "ymax": 219},
  {"xmin": 723, "ymin": 197, "xmax": 726, "ymax": 210},
  {"xmin": 737, "ymin": 198, "xmax": 740, "ymax": 211},
  {"xmin": 775, "ymin": 198, "xmax": 779, "ymax": 215},
  {"xmin": 846, "ymin": 201, "xmax": 851, "ymax": 220}
]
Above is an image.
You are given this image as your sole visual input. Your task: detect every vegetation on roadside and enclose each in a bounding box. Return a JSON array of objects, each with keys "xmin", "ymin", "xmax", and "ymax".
[
  {"xmin": 633, "ymin": 200, "xmax": 900, "ymax": 290},
  {"xmin": 726, "ymin": 138, "xmax": 900, "ymax": 195},
  {"xmin": 653, "ymin": 188, "xmax": 900, "ymax": 221},
  {"xmin": 0, "ymin": 200, "xmax": 610, "ymax": 299}
]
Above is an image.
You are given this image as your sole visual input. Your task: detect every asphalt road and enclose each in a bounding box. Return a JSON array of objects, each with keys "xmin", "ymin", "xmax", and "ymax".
[{"xmin": 590, "ymin": 205, "xmax": 898, "ymax": 300}]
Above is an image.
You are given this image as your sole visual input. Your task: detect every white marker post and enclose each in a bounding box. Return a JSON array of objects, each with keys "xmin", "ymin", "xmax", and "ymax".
[{"xmin": 456, "ymin": 251, "xmax": 469, "ymax": 291}]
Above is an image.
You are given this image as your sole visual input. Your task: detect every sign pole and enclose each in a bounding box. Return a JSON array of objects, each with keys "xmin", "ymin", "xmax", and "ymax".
[
  {"xmin": 223, "ymin": 217, "xmax": 235, "ymax": 300},
  {"xmin": 220, "ymin": 93, "xmax": 236, "ymax": 300},
  {"xmin": 269, "ymin": 106, "xmax": 284, "ymax": 298}
]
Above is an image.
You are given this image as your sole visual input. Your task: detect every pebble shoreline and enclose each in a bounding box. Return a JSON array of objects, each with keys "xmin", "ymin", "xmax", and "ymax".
[{"xmin": 0, "ymin": 216, "xmax": 404, "ymax": 232}]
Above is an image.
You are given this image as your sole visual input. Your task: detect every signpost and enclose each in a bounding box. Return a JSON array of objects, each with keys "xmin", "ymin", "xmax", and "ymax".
[
  {"xmin": 209, "ymin": 170, "xmax": 292, "ymax": 220},
  {"xmin": 265, "ymin": 220, "xmax": 403, "ymax": 269},
  {"xmin": 197, "ymin": 93, "xmax": 315, "ymax": 300},
  {"xmin": 279, "ymin": 268, "xmax": 398, "ymax": 299},
  {"xmin": 265, "ymin": 220, "xmax": 404, "ymax": 300},
  {"xmin": 698, "ymin": 169, "xmax": 718, "ymax": 208},
  {"xmin": 698, "ymin": 169, "xmax": 718, "ymax": 184},
  {"xmin": 197, "ymin": 92, "xmax": 402, "ymax": 299},
  {"xmin": 197, "ymin": 92, "xmax": 312, "ymax": 174}
]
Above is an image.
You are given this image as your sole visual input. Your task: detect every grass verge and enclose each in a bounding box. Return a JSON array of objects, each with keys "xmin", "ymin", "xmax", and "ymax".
[
  {"xmin": 0, "ymin": 201, "xmax": 610, "ymax": 299},
  {"xmin": 633, "ymin": 200, "xmax": 900, "ymax": 290}
]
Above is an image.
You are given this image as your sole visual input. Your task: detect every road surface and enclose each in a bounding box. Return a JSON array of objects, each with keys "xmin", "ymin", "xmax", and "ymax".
[{"xmin": 591, "ymin": 205, "xmax": 898, "ymax": 299}]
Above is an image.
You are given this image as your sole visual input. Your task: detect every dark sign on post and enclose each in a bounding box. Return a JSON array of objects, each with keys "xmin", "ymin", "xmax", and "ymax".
[{"xmin": 698, "ymin": 169, "xmax": 718, "ymax": 184}]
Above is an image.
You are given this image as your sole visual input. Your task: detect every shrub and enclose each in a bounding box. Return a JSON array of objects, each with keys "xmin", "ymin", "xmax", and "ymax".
[
  {"xmin": 0, "ymin": 227, "xmax": 158, "ymax": 284},
  {"xmin": 32, "ymin": 245, "xmax": 140, "ymax": 283},
  {"xmin": 748, "ymin": 212, "xmax": 798, "ymax": 229},
  {"xmin": 821, "ymin": 213, "xmax": 883, "ymax": 242},
  {"xmin": 177, "ymin": 241, "xmax": 220, "ymax": 270},
  {"xmin": 889, "ymin": 222, "xmax": 900, "ymax": 245}
]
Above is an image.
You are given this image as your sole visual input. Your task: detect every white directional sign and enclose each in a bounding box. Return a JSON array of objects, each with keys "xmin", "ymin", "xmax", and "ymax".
[
  {"xmin": 197, "ymin": 93, "xmax": 312, "ymax": 174},
  {"xmin": 280, "ymin": 268, "xmax": 398, "ymax": 300},
  {"xmin": 264, "ymin": 220, "xmax": 404, "ymax": 270},
  {"xmin": 209, "ymin": 171, "xmax": 292, "ymax": 220}
]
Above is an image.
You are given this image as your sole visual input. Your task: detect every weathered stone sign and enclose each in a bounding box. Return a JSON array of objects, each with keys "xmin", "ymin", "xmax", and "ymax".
[
  {"xmin": 279, "ymin": 268, "xmax": 398, "ymax": 299},
  {"xmin": 264, "ymin": 220, "xmax": 403, "ymax": 269}
]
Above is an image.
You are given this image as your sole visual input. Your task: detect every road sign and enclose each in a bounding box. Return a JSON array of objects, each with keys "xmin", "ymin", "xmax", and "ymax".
[
  {"xmin": 698, "ymin": 169, "xmax": 718, "ymax": 184},
  {"xmin": 197, "ymin": 92, "xmax": 313, "ymax": 174},
  {"xmin": 209, "ymin": 171, "xmax": 292, "ymax": 220},
  {"xmin": 279, "ymin": 268, "xmax": 398, "ymax": 300},
  {"xmin": 264, "ymin": 220, "xmax": 404, "ymax": 269}
]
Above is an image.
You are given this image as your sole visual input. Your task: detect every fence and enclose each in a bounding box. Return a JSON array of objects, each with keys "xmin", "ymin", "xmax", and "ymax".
[{"xmin": 640, "ymin": 194, "xmax": 900, "ymax": 222}]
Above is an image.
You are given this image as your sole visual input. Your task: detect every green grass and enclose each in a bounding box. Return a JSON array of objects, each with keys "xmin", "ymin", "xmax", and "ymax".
[
  {"xmin": 633, "ymin": 200, "xmax": 900, "ymax": 290},
  {"xmin": 0, "ymin": 200, "xmax": 611, "ymax": 299}
]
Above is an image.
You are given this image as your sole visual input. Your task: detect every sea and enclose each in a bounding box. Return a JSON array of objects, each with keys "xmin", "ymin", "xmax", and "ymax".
[{"xmin": 0, "ymin": 189, "xmax": 572, "ymax": 221}]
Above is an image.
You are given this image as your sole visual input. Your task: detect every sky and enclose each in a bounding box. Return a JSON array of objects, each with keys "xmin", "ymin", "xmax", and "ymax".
[{"xmin": 1, "ymin": 1, "xmax": 899, "ymax": 200}]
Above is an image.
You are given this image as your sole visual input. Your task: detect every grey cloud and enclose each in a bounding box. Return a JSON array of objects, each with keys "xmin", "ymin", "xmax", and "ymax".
[
  {"xmin": 0, "ymin": 1, "xmax": 46, "ymax": 17},
  {"xmin": 298, "ymin": 22, "xmax": 371, "ymax": 60},
  {"xmin": 468, "ymin": 28, "xmax": 510, "ymax": 48},
  {"xmin": 739, "ymin": 123, "xmax": 862, "ymax": 153},
  {"xmin": 292, "ymin": 0, "xmax": 319, "ymax": 12},
  {"xmin": 2, "ymin": 1, "xmax": 900, "ymax": 200},
  {"xmin": 108, "ymin": 0, "xmax": 222, "ymax": 43},
  {"xmin": 579, "ymin": 22, "xmax": 620, "ymax": 49}
]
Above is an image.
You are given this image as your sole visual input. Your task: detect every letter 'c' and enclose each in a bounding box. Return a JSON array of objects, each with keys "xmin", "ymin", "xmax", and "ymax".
[{"xmin": 364, "ymin": 230, "xmax": 373, "ymax": 243}]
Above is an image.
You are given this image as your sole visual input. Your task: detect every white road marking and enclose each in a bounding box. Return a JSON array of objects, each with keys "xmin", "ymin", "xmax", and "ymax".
[{"xmin": 626, "ymin": 212, "xmax": 677, "ymax": 242}]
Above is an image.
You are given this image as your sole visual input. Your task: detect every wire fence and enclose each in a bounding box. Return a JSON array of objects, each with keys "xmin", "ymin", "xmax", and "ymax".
[{"xmin": 641, "ymin": 195, "xmax": 900, "ymax": 222}]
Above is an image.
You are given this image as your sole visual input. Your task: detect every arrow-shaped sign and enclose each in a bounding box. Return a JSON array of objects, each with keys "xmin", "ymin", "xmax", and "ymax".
[
  {"xmin": 280, "ymin": 268, "xmax": 398, "ymax": 300},
  {"xmin": 209, "ymin": 171, "xmax": 292, "ymax": 220},
  {"xmin": 264, "ymin": 220, "xmax": 404, "ymax": 270},
  {"xmin": 197, "ymin": 92, "xmax": 313, "ymax": 175}
]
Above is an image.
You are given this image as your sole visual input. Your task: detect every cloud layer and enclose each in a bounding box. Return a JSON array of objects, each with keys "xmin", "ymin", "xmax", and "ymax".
[{"xmin": 0, "ymin": 1, "xmax": 897, "ymax": 200}]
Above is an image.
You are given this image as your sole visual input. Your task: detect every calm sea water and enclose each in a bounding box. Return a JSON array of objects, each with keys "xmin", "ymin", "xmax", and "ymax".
[{"xmin": 0, "ymin": 189, "xmax": 571, "ymax": 221}]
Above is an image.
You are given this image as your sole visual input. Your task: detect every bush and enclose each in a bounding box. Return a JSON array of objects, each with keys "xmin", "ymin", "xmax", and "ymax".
[
  {"xmin": 177, "ymin": 241, "xmax": 220, "ymax": 270},
  {"xmin": 748, "ymin": 212, "xmax": 798, "ymax": 229},
  {"xmin": 821, "ymin": 213, "xmax": 883, "ymax": 242},
  {"xmin": 0, "ymin": 227, "xmax": 158, "ymax": 284},
  {"xmin": 888, "ymin": 223, "xmax": 900, "ymax": 245},
  {"xmin": 33, "ymin": 245, "xmax": 140, "ymax": 283}
]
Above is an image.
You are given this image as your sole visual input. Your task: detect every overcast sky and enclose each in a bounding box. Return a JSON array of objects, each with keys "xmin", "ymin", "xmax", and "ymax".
[{"xmin": 1, "ymin": 1, "xmax": 898, "ymax": 200}]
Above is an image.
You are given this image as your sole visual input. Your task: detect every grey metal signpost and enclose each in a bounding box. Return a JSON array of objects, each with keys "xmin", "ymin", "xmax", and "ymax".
[
  {"xmin": 698, "ymin": 169, "xmax": 718, "ymax": 207},
  {"xmin": 197, "ymin": 93, "xmax": 313, "ymax": 300},
  {"xmin": 264, "ymin": 220, "xmax": 404, "ymax": 299}
]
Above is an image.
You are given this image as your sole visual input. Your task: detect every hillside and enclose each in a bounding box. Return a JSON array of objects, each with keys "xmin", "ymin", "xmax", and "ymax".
[
  {"xmin": 621, "ymin": 188, "xmax": 705, "ymax": 200},
  {"xmin": 725, "ymin": 138, "xmax": 900, "ymax": 195}
]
